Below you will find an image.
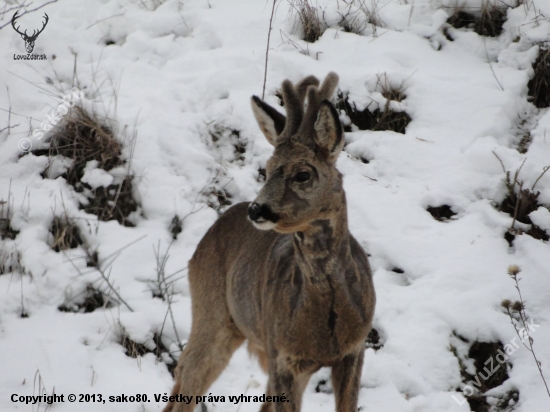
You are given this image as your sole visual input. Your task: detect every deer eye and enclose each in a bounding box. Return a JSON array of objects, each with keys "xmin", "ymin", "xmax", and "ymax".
[{"xmin": 294, "ymin": 171, "xmax": 310, "ymax": 183}]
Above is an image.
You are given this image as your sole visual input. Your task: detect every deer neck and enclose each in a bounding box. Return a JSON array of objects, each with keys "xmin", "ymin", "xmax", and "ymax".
[{"xmin": 292, "ymin": 195, "xmax": 351, "ymax": 285}]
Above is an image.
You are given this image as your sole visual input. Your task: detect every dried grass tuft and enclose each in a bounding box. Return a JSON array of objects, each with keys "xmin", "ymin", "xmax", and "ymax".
[
  {"xmin": 447, "ymin": 2, "xmax": 507, "ymax": 37},
  {"xmin": 49, "ymin": 216, "xmax": 83, "ymax": 252},
  {"xmin": 58, "ymin": 284, "xmax": 116, "ymax": 313},
  {"xmin": 0, "ymin": 198, "xmax": 18, "ymax": 240},
  {"xmin": 118, "ymin": 323, "xmax": 177, "ymax": 376},
  {"xmin": 527, "ymin": 46, "xmax": 550, "ymax": 109},
  {"xmin": 335, "ymin": 94, "xmax": 411, "ymax": 134},
  {"xmin": 335, "ymin": 74, "xmax": 411, "ymax": 133},
  {"xmin": 36, "ymin": 107, "xmax": 139, "ymax": 226},
  {"xmin": 289, "ymin": 0, "xmax": 324, "ymax": 43}
]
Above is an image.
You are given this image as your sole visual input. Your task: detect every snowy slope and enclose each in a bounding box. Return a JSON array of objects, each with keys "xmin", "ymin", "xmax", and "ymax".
[{"xmin": 0, "ymin": 0, "xmax": 549, "ymax": 411}]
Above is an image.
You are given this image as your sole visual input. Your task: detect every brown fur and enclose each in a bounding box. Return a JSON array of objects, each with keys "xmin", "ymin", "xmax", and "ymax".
[{"xmin": 164, "ymin": 73, "xmax": 375, "ymax": 412}]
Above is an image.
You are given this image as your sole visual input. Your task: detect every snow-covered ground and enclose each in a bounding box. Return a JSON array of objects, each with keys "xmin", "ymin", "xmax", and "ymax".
[{"xmin": 1, "ymin": 0, "xmax": 549, "ymax": 411}]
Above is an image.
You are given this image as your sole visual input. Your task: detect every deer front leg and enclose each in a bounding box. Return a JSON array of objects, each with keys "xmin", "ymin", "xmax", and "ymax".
[
  {"xmin": 163, "ymin": 327, "xmax": 244, "ymax": 412},
  {"xmin": 265, "ymin": 357, "xmax": 311, "ymax": 412},
  {"xmin": 331, "ymin": 350, "xmax": 365, "ymax": 412}
]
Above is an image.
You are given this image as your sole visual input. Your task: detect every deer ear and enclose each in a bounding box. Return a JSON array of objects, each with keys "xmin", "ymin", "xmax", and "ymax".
[
  {"xmin": 314, "ymin": 100, "xmax": 344, "ymax": 161},
  {"xmin": 251, "ymin": 96, "xmax": 286, "ymax": 146}
]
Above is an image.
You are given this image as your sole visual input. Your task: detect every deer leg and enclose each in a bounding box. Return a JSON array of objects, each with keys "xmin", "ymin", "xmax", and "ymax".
[
  {"xmin": 163, "ymin": 325, "xmax": 244, "ymax": 412},
  {"xmin": 259, "ymin": 384, "xmax": 274, "ymax": 412},
  {"xmin": 331, "ymin": 350, "xmax": 365, "ymax": 412},
  {"xmin": 265, "ymin": 360, "xmax": 311, "ymax": 412}
]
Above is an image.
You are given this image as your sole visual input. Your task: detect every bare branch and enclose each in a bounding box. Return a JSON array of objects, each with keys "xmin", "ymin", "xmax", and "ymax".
[
  {"xmin": 262, "ymin": 0, "xmax": 278, "ymax": 100},
  {"xmin": 0, "ymin": 0, "xmax": 58, "ymax": 30},
  {"xmin": 531, "ymin": 165, "xmax": 550, "ymax": 191}
]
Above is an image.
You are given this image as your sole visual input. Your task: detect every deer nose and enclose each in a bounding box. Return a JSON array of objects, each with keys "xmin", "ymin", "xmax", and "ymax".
[
  {"xmin": 248, "ymin": 202, "xmax": 279, "ymax": 223},
  {"xmin": 248, "ymin": 202, "xmax": 262, "ymax": 222}
]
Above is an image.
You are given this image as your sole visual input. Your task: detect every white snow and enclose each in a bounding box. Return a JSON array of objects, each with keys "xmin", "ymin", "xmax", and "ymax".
[
  {"xmin": 81, "ymin": 160, "xmax": 115, "ymax": 188},
  {"xmin": 1, "ymin": 0, "xmax": 550, "ymax": 411},
  {"xmin": 530, "ymin": 207, "xmax": 550, "ymax": 231}
]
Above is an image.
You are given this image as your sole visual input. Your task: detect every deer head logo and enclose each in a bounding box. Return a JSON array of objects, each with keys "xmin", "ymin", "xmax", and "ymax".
[{"xmin": 11, "ymin": 11, "xmax": 49, "ymax": 54}]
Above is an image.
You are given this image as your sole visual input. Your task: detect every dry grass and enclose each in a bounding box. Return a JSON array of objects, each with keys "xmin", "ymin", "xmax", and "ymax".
[
  {"xmin": 49, "ymin": 216, "xmax": 83, "ymax": 252},
  {"xmin": 335, "ymin": 93, "xmax": 411, "ymax": 133},
  {"xmin": 342, "ymin": 0, "xmax": 384, "ymax": 35},
  {"xmin": 527, "ymin": 46, "xmax": 550, "ymax": 109},
  {"xmin": 335, "ymin": 74, "xmax": 411, "ymax": 133},
  {"xmin": 206, "ymin": 188, "xmax": 232, "ymax": 213},
  {"xmin": 36, "ymin": 107, "xmax": 139, "ymax": 227},
  {"xmin": 449, "ymin": 334, "xmax": 515, "ymax": 411},
  {"xmin": 0, "ymin": 193, "xmax": 19, "ymax": 241},
  {"xmin": 38, "ymin": 107, "xmax": 121, "ymax": 183},
  {"xmin": 365, "ymin": 328, "xmax": 383, "ymax": 350},
  {"xmin": 502, "ymin": 266, "xmax": 550, "ymax": 401},
  {"xmin": 289, "ymin": 0, "xmax": 324, "ymax": 43},
  {"xmin": 118, "ymin": 322, "xmax": 177, "ymax": 376},
  {"xmin": 58, "ymin": 284, "xmax": 116, "ymax": 313},
  {"xmin": 0, "ymin": 247, "xmax": 24, "ymax": 275},
  {"xmin": 447, "ymin": 2, "xmax": 507, "ymax": 37},
  {"xmin": 517, "ymin": 132, "xmax": 532, "ymax": 154},
  {"xmin": 494, "ymin": 155, "xmax": 550, "ymax": 245},
  {"xmin": 476, "ymin": 2, "xmax": 506, "ymax": 37},
  {"xmin": 169, "ymin": 215, "xmax": 183, "ymax": 240},
  {"xmin": 337, "ymin": 2, "xmax": 368, "ymax": 34},
  {"xmin": 83, "ymin": 179, "xmax": 137, "ymax": 226},
  {"xmin": 0, "ymin": 189, "xmax": 25, "ymax": 277},
  {"xmin": 208, "ymin": 124, "xmax": 246, "ymax": 162},
  {"xmin": 288, "ymin": 0, "xmax": 384, "ymax": 41},
  {"xmin": 376, "ymin": 73, "xmax": 406, "ymax": 102},
  {"xmin": 336, "ymin": 93, "xmax": 411, "ymax": 133}
]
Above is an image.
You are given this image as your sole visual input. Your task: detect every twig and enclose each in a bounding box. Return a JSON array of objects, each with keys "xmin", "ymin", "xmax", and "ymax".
[
  {"xmin": 63, "ymin": 235, "xmax": 147, "ymax": 312},
  {"xmin": 0, "ymin": 2, "xmax": 33, "ymax": 17},
  {"xmin": 504, "ymin": 266, "xmax": 550, "ymax": 400},
  {"xmin": 8, "ymin": 71, "xmax": 59, "ymax": 100},
  {"xmin": 6, "ymin": 86, "xmax": 13, "ymax": 138},
  {"xmin": 513, "ymin": 158, "xmax": 527, "ymax": 187},
  {"xmin": 65, "ymin": 251, "xmax": 134, "ymax": 312},
  {"xmin": 531, "ymin": 165, "xmax": 550, "ymax": 190},
  {"xmin": 153, "ymin": 241, "xmax": 184, "ymax": 350},
  {"xmin": 510, "ymin": 181, "xmax": 522, "ymax": 231},
  {"xmin": 408, "ymin": 0, "xmax": 415, "ymax": 26},
  {"xmin": 85, "ymin": 13, "xmax": 125, "ymax": 30},
  {"xmin": 0, "ymin": 0, "xmax": 58, "ymax": 30},
  {"xmin": 167, "ymin": 289, "xmax": 182, "ymax": 350},
  {"xmin": 279, "ymin": 29, "xmax": 310, "ymax": 55},
  {"xmin": 20, "ymin": 274, "xmax": 27, "ymax": 317},
  {"xmin": 0, "ymin": 124, "xmax": 19, "ymax": 135},
  {"xmin": 96, "ymin": 234, "xmax": 147, "ymax": 270},
  {"xmin": 483, "ymin": 38, "xmax": 504, "ymax": 91},
  {"xmin": 262, "ymin": 0, "xmax": 278, "ymax": 100},
  {"xmin": 492, "ymin": 151, "xmax": 506, "ymax": 173}
]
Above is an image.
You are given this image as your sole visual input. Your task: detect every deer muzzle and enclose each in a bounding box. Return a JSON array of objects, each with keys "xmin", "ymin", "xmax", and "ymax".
[{"xmin": 248, "ymin": 202, "xmax": 279, "ymax": 230}]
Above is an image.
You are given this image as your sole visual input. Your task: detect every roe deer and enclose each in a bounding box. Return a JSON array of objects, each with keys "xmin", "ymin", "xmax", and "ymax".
[{"xmin": 164, "ymin": 72, "xmax": 375, "ymax": 412}]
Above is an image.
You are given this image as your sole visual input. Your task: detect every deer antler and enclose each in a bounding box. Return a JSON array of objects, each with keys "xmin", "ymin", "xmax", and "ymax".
[
  {"xmin": 36, "ymin": 13, "xmax": 49, "ymax": 37},
  {"xmin": 29, "ymin": 13, "xmax": 49, "ymax": 40},
  {"xmin": 297, "ymin": 72, "xmax": 339, "ymax": 138},
  {"xmin": 278, "ymin": 75, "xmax": 321, "ymax": 140},
  {"xmin": 11, "ymin": 11, "xmax": 27, "ymax": 38},
  {"xmin": 11, "ymin": 11, "xmax": 49, "ymax": 40}
]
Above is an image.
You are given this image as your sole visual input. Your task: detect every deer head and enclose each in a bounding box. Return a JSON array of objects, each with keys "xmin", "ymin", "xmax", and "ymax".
[
  {"xmin": 248, "ymin": 72, "xmax": 344, "ymax": 233},
  {"xmin": 11, "ymin": 11, "xmax": 49, "ymax": 54}
]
